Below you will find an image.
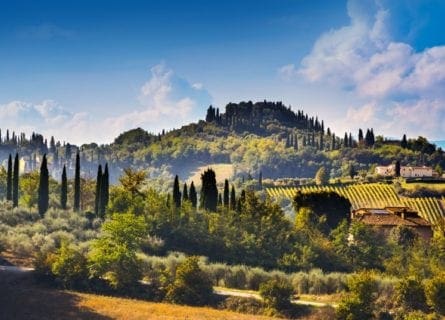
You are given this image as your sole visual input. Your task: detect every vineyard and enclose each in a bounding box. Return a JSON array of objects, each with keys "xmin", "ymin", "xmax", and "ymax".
[{"xmin": 267, "ymin": 183, "xmax": 445, "ymax": 226}]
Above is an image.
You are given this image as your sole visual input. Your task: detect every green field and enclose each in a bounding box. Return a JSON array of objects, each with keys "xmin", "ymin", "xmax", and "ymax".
[{"xmin": 267, "ymin": 183, "xmax": 445, "ymax": 226}]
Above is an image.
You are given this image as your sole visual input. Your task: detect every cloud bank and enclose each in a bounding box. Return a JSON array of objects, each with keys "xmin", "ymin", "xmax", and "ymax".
[
  {"xmin": 0, "ymin": 64, "xmax": 211, "ymax": 144},
  {"xmin": 283, "ymin": 0, "xmax": 445, "ymax": 139}
]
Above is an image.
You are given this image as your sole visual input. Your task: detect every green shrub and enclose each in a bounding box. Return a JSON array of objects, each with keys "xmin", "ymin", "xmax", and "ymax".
[
  {"xmin": 424, "ymin": 273, "xmax": 445, "ymax": 315},
  {"xmin": 165, "ymin": 256, "xmax": 213, "ymax": 306},
  {"xmin": 220, "ymin": 296, "xmax": 264, "ymax": 315},
  {"xmin": 259, "ymin": 279, "xmax": 293, "ymax": 314},
  {"xmin": 394, "ymin": 278, "xmax": 427, "ymax": 312},
  {"xmin": 223, "ymin": 265, "xmax": 248, "ymax": 289},
  {"xmin": 88, "ymin": 213, "xmax": 147, "ymax": 290},
  {"xmin": 336, "ymin": 271, "xmax": 378, "ymax": 320},
  {"xmin": 51, "ymin": 241, "xmax": 88, "ymax": 288}
]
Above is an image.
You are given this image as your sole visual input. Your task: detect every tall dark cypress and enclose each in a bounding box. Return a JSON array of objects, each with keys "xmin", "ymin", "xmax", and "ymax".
[
  {"xmin": 258, "ymin": 171, "xmax": 263, "ymax": 190},
  {"xmin": 94, "ymin": 165, "xmax": 103, "ymax": 217},
  {"xmin": 401, "ymin": 134, "xmax": 408, "ymax": 149},
  {"xmin": 61, "ymin": 165, "xmax": 67, "ymax": 210},
  {"xmin": 172, "ymin": 175, "xmax": 181, "ymax": 208},
  {"xmin": 182, "ymin": 183, "xmax": 188, "ymax": 202},
  {"xmin": 230, "ymin": 185, "xmax": 236, "ymax": 211},
  {"xmin": 100, "ymin": 163, "xmax": 109, "ymax": 218},
  {"xmin": 6, "ymin": 154, "xmax": 12, "ymax": 201},
  {"xmin": 223, "ymin": 179, "xmax": 229, "ymax": 207},
  {"xmin": 38, "ymin": 154, "xmax": 49, "ymax": 217},
  {"xmin": 200, "ymin": 168, "xmax": 218, "ymax": 211},
  {"xmin": 74, "ymin": 152, "xmax": 80, "ymax": 211},
  {"xmin": 12, "ymin": 153, "xmax": 19, "ymax": 207},
  {"xmin": 189, "ymin": 181, "xmax": 197, "ymax": 208}
]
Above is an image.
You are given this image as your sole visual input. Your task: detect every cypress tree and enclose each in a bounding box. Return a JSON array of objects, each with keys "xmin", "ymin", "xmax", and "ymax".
[
  {"xmin": 200, "ymin": 168, "xmax": 218, "ymax": 211},
  {"xmin": 358, "ymin": 129, "xmax": 364, "ymax": 145},
  {"xmin": 230, "ymin": 185, "xmax": 236, "ymax": 211},
  {"xmin": 401, "ymin": 134, "xmax": 408, "ymax": 149},
  {"xmin": 173, "ymin": 175, "xmax": 181, "ymax": 208},
  {"xmin": 240, "ymin": 190, "xmax": 246, "ymax": 204},
  {"xmin": 258, "ymin": 172, "xmax": 263, "ymax": 190},
  {"xmin": 395, "ymin": 160, "xmax": 401, "ymax": 177},
  {"xmin": 189, "ymin": 181, "xmax": 197, "ymax": 208},
  {"xmin": 6, "ymin": 154, "xmax": 12, "ymax": 201},
  {"xmin": 12, "ymin": 153, "xmax": 19, "ymax": 207},
  {"xmin": 100, "ymin": 163, "xmax": 109, "ymax": 218},
  {"xmin": 166, "ymin": 193, "xmax": 171, "ymax": 208},
  {"xmin": 38, "ymin": 154, "xmax": 49, "ymax": 217},
  {"xmin": 182, "ymin": 183, "xmax": 188, "ymax": 202},
  {"xmin": 218, "ymin": 193, "xmax": 222, "ymax": 206},
  {"xmin": 223, "ymin": 179, "xmax": 229, "ymax": 207},
  {"xmin": 61, "ymin": 165, "xmax": 67, "ymax": 210},
  {"xmin": 94, "ymin": 165, "xmax": 103, "ymax": 217},
  {"xmin": 74, "ymin": 152, "xmax": 80, "ymax": 211}
]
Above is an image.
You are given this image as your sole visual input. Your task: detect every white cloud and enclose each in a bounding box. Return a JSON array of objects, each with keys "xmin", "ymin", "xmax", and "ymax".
[
  {"xmin": 288, "ymin": 0, "xmax": 445, "ymax": 139},
  {"xmin": 278, "ymin": 64, "xmax": 298, "ymax": 80},
  {"xmin": 0, "ymin": 64, "xmax": 212, "ymax": 144}
]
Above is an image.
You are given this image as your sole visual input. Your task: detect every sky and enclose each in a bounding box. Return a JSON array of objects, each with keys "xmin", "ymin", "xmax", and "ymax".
[{"xmin": 1, "ymin": 0, "xmax": 445, "ymax": 144}]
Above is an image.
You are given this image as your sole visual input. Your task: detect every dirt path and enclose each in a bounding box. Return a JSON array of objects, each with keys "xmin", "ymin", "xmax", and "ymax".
[{"xmin": 214, "ymin": 288, "xmax": 338, "ymax": 308}]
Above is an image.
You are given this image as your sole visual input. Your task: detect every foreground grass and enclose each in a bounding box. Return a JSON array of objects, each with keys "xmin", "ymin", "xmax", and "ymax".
[
  {"xmin": 77, "ymin": 292, "xmax": 273, "ymax": 320},
  {"xmin": 0, "ymin": 269, "xmax": 273, "ymax": 320}
]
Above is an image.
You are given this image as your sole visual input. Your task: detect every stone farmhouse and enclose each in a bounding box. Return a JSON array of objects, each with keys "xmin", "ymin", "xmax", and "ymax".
[
  {"xmin": 375, "ymin": 164, "xmax": 433, "ymax": 178},
  {"xmin": 351, "ymin": 206, "xmax": 433, "ymax": 241}
]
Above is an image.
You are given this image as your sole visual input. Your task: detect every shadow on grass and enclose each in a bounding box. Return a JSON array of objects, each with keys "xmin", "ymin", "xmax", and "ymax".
[{"xmin": 0, "ymin": 270, "xmax": 112, "ymax": 320}]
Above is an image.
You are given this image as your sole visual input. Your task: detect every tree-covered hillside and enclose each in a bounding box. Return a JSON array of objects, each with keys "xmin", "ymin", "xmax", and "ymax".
[{"xmin": 1, "ymin": 101, "xmax": 444, "ymax": 186}]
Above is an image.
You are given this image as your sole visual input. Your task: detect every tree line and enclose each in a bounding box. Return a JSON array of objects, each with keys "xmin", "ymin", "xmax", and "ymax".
[{"xmin": 3, "ymin": 152, "xmax": 109, "ymax": 218}]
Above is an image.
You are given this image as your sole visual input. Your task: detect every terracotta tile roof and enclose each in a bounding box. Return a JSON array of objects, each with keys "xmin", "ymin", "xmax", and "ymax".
[{"xmin": 354, "ymin": 212, "xmax": 431, "ymax": 227}]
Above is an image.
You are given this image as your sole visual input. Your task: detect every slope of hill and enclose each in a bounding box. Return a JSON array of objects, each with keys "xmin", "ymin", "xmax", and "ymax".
[
  {"xmin": 267, "ymin": 183, "xmax": 445, "ymax": 226},
  {"xmin": 1, "ymin": 100, "xmax": 444, "ymax": 186}
]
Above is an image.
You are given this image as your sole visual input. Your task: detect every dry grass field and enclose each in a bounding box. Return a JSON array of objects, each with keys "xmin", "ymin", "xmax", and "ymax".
[
  {"xmin": 0, "ymin": 268, "xmax": 273, "ymax": 320},
  {"xmin": 187, "ymin": 163, "xmax": 234, "ymax": 187}
]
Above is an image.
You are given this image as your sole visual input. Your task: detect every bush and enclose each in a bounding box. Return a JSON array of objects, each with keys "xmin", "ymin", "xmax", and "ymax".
[
  {"xmin": 223, "ymin": 265, "xmax": 248, "ymax": 289},
  {"xmin": 259, "ymin": 279, "xmax": 293, "ymax": 314},
  {"xmin": 336, "ymin": 271, "xmax": 378, "ymax": 320},
  {"xmin": 394, "ymin": 278, "xmax": 427, "ymax": 312},
  {"xmin": 220, "ymin": 296, "xmax": 264, "ymax": 315},
  {"xmin": 51, "ymin": 241, "xmax": 88, "ymax": 288},
  {"xmin": 246, "ymin": 267, "xmax": 271, "ymax": 290},
  {"xmin": 88, "ymin": 213, "xmax": 147, "ymax": 290},
  {"xmin": 424, "ymin": 273, "xmax": 445, "ymax": 315},
  {"xmin": 165, "ymin": 256, "xmax": 213, "ymax": 306}
]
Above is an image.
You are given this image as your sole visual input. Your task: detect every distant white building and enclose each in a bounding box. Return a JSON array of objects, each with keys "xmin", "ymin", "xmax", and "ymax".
[{"xmin": 375, "ymin": 164, "xmax": 433, "ymax": 178}]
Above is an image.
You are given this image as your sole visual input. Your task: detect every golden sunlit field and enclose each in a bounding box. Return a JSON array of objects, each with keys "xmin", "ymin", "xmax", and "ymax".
[
  {"xmin": 77, "ymin": 293, "xmax": 273, "ymax": 320},
  {"xmin": 187, "ymin": 163, "xmax": 234, "ymax": 186},
  {"xmin": 0, "ymin": 270, "xmax": 273, "ymax": 320}
]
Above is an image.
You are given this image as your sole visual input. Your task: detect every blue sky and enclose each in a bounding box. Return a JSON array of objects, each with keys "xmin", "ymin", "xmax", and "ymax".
[{"xmin": 1, "ymin": 0, "xmax": 445, "ymax": 144}]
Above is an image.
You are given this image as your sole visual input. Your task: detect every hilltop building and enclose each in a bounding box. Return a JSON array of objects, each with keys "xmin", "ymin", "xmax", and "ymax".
[
  {"xmin": 351, "ymin": 207, "xmax": 433, "ymax": 240},
  {"xmin": 375, "ymin": 164, "xmax": 433, "ymax": 178}
]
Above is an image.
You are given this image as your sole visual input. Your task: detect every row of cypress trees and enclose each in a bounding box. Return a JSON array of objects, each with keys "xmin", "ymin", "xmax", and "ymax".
[
  {"xmin": 6, "ymin": 153, "xmax": 20, "ymax": 208},
  {"xmin": 172, "ymin": 169, "xmax": 238, "ymax": 212},
  {"xmin": 172, "ymin": 175, "xmax": 198, "ymax": 208},
  {"xmin": 35, "ymin": 152, "xmax": 108, "ymax": 217}
]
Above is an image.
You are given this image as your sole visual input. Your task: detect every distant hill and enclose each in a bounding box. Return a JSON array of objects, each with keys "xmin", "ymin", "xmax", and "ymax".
[{"xmin": 0, "ymin": 101, "xmax": 444, "ymax": 186}]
